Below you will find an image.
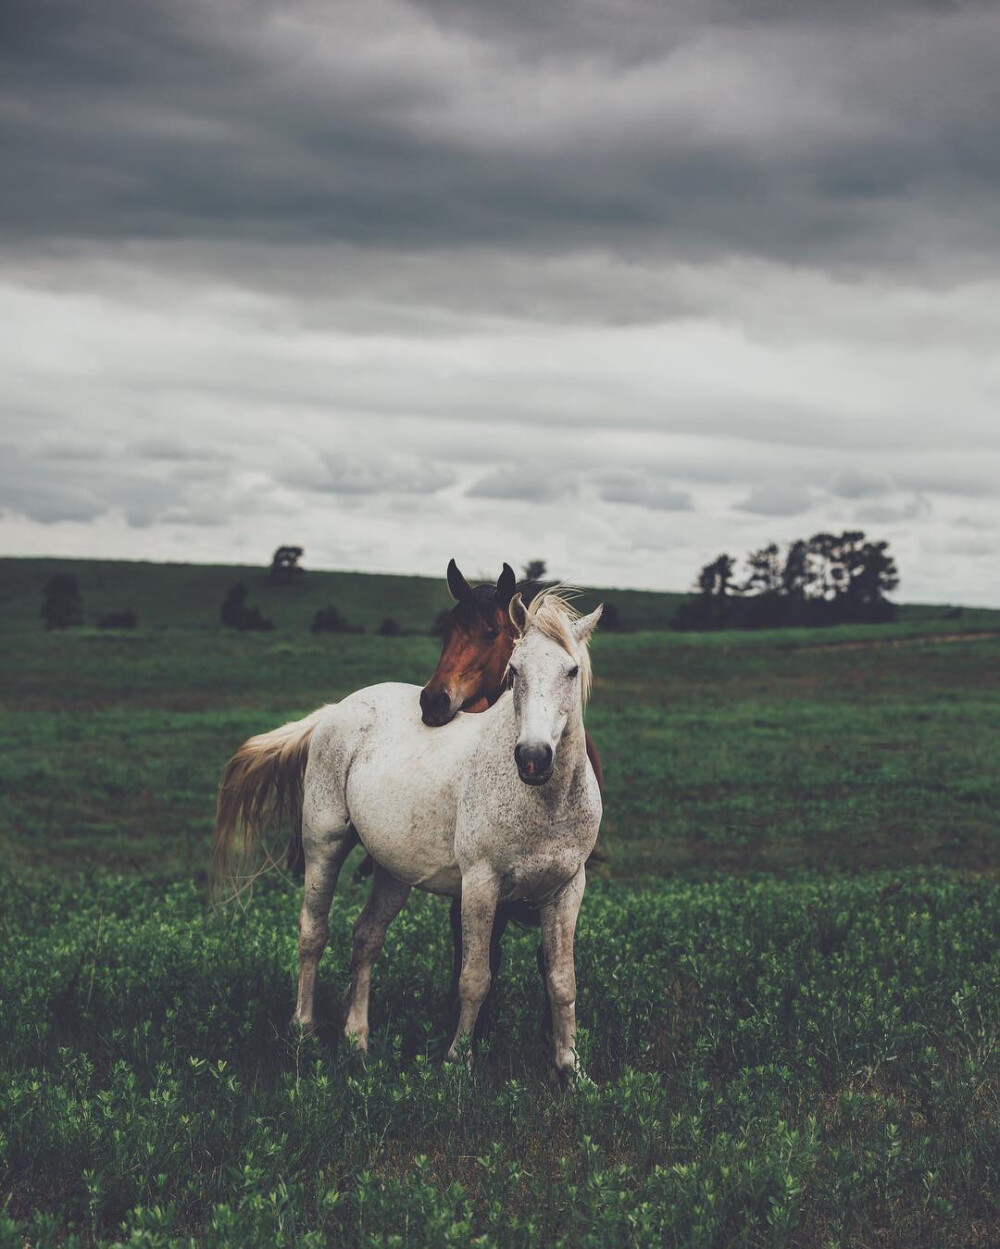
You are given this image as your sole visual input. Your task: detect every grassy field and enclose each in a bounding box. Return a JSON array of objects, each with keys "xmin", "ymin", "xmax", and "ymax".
[{"xmin": 1, "ymin": 557, "xmax": 999, "ymax": 1245}]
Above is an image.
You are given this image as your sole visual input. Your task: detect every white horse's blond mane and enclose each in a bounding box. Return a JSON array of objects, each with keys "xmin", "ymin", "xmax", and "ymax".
[{"xmin": 519, "ymin": 585, "xmax": 593, "ymax": 704}]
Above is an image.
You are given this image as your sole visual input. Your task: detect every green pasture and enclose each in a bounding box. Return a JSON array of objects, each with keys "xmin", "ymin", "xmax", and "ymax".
[{"xmin": 1, "ymin": 557, "xmax": 998, "ymax": 1245}]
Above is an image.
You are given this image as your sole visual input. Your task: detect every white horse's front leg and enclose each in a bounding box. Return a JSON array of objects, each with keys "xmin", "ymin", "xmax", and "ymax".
[
  {"xmin": 540, "ymin": 867, "xmax": 586, "ymax": 1083},
  {"xmin": 343, "ymin": 865, "xmax": 411, "ymax": 1053},
  {"xmin": 447, "ymin": 867, "xmax": 500, "ymax": 1062}
]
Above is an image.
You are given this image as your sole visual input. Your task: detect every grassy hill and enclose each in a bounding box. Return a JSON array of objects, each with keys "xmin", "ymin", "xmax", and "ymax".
[
  {"xmin": 2, "ymin": 555, "xmax": 997, "ymax": 636},
  {"xmin": 0, "ymin": 556, "xmax": 688, "ymax": 634}
]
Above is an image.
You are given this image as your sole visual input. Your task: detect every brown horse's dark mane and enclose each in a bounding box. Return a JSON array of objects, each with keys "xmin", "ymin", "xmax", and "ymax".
[{"xmin": 446, "ymin": 579, "xmax": 545, "ymax": 630}]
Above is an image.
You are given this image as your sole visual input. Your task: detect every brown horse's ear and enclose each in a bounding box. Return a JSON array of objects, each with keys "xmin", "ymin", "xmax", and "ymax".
[
  {"xmin": 447, "ymin": 558, "xmax": 473, "ymax": 603},
  {"xmin": 509, "ymin": 591, "xmax": 528, "ymax": 636},
  {"xmin": 496, "ymin": 562, "xmax": 516, "ymax": 607}
]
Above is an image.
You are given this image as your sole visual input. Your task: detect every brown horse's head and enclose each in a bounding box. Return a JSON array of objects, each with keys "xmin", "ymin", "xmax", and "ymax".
[{"xmin": 420, "ymin": 559, "xmax": 520, "ymax": 727}]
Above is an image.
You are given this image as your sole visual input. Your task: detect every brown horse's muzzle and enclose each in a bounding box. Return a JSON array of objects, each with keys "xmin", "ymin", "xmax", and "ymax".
[{"xmin": 420, "ymin": 684, "xmax": 457, "ymax": 727}]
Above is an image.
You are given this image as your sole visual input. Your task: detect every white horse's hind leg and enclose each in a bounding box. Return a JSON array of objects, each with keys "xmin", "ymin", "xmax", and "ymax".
[
  {"xmin": 342, "ymin": 865, "xmax": 411, "ymax": 1052},
  {"xmin": 539, "ymin": 867, "xmax": 586, "ymax": 1083},
  {"xmin": 447, "ymin": 867, "xmax": 500, "ymax": 1062},
  {"xmin": 294, "ymin": 815, "xmax": 356, "ymax": 1034}
]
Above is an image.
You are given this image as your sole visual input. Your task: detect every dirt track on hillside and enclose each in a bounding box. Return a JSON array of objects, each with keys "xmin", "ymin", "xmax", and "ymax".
[{"xmin": 794, "ymin": 630, "xmax": 1000, "ymax": 653}]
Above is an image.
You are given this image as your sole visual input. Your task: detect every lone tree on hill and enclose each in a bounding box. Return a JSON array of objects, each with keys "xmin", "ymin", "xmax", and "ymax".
[
  {"xmin": 40, "ymin": 574, "xmax": 83, "ymax": 630},
  {"xmin": 220, "ymin": 583, "xmax": 274, "ymax": 632},
  {"xmin": 523, "ymin": 559, "xmax": 547, "ymax": 581},
  {"xmin": 269, "ymin": 546, "xmax": 305, "ymax": 584}
]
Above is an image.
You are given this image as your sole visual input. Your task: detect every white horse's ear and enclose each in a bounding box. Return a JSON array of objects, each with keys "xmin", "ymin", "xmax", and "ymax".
[
  {"xmin": 509, "ymin": 592, "xmax": 528, "ymax": 636},
  {"xmin": 572, "ymin": 604, "xmax": 603, "ymax": 644}
]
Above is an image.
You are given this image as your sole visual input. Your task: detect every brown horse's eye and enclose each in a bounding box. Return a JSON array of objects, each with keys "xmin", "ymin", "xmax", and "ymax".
[{"xmin": 483, "ymin": 627, "xmax": 499, "ymax": 640}]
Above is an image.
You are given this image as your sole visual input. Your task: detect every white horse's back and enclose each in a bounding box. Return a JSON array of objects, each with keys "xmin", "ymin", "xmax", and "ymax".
[{"xmin": 306, "ymin": 682, "xmax": 491, "ymax": 896}]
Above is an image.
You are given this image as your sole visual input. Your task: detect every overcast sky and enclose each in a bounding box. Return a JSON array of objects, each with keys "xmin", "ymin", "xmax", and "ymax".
[{"xmin": 2, "ymin": 0, "xmax": 998, "ymax": 602}]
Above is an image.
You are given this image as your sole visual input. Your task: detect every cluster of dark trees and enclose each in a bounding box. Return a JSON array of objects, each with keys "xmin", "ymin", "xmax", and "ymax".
[
  {"xmin": 671, "ymin": 531, "xmax": 899, "ymax": 631},
  {"xmin": 40, "ymin": 575, "xmax": 138, "ymax": 631}
]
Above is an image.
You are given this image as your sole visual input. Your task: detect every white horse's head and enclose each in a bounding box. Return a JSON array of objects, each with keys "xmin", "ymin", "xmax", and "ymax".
[{"xmin": 506, "ymin": 588, "xmax": 602, "ymax": 786}]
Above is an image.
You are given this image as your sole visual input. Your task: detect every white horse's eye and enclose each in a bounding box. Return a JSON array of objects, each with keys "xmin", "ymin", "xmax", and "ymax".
[
  {"xmin": 567, "ymin": 666, "xmax": 579, "ymax": 679},
  {"xmin": 508, "ymin": 664, "xmax": 518, "ymax": 679}
]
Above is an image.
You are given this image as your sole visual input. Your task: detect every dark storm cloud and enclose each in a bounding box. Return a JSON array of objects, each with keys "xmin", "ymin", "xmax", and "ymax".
[{"xmin": 2, "ymin": 0, "xmax": 998, "ymax": 288}]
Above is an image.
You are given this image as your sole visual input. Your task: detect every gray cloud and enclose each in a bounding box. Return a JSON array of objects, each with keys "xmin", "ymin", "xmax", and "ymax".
[
  {"xmin": 735, "ymin": 483, "xmax": 816, "ymax": 517},
  {"xmin": 37, "ymin": 436, "xmax": 106, "ymax": 462},
  {"xmin": 0, "ymin": 445, "xmax": 177, "ymax": 526},
  {"xmin": 856, "ymin": 494, "xmax": 933, "ymax": 524},
  {"xmin": 283, "ymin": 450, "xmax": 456, "ymax": 497},
  {"xmin": 131, "ymin": 437, "xmax": 218, "ymax": 463},
  {"xmin": 828, "ymin": 468, "xmax": 895, "ymax": 499},
  {"xmin": 594, "ymin": 470, "xmax": 694, "ymax": 512},
  {"xmin": 466, "ymin": 464, "xmax": 577, "ymax": 503}
]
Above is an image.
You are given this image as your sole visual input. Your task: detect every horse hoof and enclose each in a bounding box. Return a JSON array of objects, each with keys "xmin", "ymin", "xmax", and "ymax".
[
  {"xmin": 550, "ymin": 1064, "xmax": 588, "ymax": 1089},
  {"xmin": 343, "ymin": 1032, "xmax": 369, "ymax": 1058},
  {"xmin": 444, "ymin": 1047, "xmax": 474, "ymax": 1074}
]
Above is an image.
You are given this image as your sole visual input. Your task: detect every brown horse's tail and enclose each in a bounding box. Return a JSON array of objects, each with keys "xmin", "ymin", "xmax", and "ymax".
[{"xmin": 211, "ymin": 707, "xmax": 327, "ymax": 896}]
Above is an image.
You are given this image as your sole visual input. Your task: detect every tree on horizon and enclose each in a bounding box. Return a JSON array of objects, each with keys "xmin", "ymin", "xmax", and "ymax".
[{"xmin": 40, "ymin": 574, "xmax": 83, "ymax": 630}]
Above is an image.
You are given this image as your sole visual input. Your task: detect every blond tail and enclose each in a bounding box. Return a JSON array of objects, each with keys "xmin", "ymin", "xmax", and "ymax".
[{"xmin": 211, "ymin": 707, "xmax": 327, "ymax": 896}]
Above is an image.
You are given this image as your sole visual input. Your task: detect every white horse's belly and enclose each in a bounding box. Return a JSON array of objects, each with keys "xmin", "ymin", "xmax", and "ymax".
[{"xmin": 340, "ymin": 684, "xmax": 478, "ymax": 896}]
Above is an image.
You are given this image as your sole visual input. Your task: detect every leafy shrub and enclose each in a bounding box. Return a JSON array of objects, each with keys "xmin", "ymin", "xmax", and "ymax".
[
  {"xmin": 376, "ymin": 616, "xmax": 402, "ymax": 637},
  {"xmin": 221, "ymin": 583, "xmax": 274, "ymax": 632},
  {"xmin": 97, "ymin": 609, "xmax": 138, "ymax": 630},
  {"xmin": 311, "ymin": 606, "xmax": 364, "ymax": 634}
]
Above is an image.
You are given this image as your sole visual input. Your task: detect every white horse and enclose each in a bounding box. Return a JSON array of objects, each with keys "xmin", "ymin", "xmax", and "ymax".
[{"xmin": 212, "ymin": 589, "xmax": 603, "ymax": 1079}]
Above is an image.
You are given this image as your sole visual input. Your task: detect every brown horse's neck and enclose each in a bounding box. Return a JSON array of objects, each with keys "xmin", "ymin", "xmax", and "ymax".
[{"xmin": 584, "ymin": 730, "xmax": 603, "ymax": 793}]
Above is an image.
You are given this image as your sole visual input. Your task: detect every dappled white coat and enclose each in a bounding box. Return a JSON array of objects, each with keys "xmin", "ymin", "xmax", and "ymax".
[{"xmin": 304, "ymin": 678, "xmax": 601, "ymax": 903}]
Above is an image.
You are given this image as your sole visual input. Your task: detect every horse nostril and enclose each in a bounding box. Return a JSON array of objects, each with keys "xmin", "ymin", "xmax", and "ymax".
[
  {"xmin": 540, "ymin": 744, "xmax": 553, "ymax": 770},
  {"xmin": 419, "ymin": 688, "xmax": 431, "ymax": 712},
  {"xmin": 514, "ymin": 743, "xmax": 523, "ymax": 768}
]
